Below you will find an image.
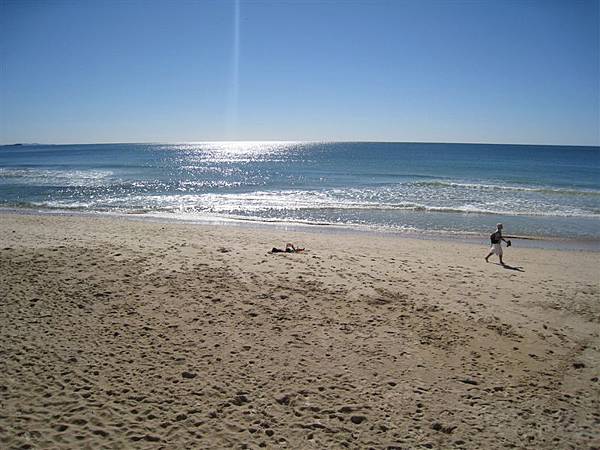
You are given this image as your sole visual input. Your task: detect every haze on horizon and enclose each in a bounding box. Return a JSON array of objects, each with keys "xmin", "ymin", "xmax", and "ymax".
[{"xmin": 0, "ymin": 0, "xmax": 598, "ymax": 147}]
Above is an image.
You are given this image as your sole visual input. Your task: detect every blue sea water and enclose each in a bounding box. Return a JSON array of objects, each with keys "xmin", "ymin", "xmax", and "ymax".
[{"xmin": 0, "ymin": 142, "xmax": 598, "ymax": 242}]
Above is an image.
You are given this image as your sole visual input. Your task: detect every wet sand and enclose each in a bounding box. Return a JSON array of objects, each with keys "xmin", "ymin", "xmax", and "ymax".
[{"xmin": 1, "ymin": 213, "xmax": 598, "ymax": 449}]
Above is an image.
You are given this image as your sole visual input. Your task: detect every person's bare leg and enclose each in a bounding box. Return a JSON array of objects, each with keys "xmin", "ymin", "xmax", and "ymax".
[
  {"xmin": 499, "ymin": 255, "xmax": 505, "ymax": 266},
  {"xmin": 485, "ymin": 251, "xmax": 493, "ymax": 262}
]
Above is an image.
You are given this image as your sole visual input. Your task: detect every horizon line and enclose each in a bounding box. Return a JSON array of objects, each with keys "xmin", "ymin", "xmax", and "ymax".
[{"xmin": 1, "ymin": 139, "xmax": 599, "ymax": 148}]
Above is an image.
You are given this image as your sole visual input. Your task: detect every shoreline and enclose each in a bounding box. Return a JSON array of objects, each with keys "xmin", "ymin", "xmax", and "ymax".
[
  {"xmin": 1, "ymin": 212, "xmax": 599, "ymax": 448},
  {"xmin": 2, "ymin": 206, "xmax": 598, "ymax": 252}
]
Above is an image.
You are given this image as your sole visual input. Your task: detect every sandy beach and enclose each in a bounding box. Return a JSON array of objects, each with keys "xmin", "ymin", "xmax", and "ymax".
[{"xmin": 0, "ymin": 212, "xmax": 598, "ymax": 449}]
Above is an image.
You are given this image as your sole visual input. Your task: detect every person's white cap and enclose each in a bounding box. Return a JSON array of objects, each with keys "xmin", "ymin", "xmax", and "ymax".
[{"xmin": 497, "ymin": 223, "xmax": 503, "ymax": 229}]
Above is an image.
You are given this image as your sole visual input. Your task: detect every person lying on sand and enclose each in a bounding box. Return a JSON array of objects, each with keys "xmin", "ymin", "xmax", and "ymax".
[{"xmin": 271, "ymin": 243, "xmax": 305, "ymax": 253}]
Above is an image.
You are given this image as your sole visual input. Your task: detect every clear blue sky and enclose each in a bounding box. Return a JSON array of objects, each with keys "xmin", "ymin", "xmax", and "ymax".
[{"xmin": 1, "ymin": 0, "xmax": 598, "ymax": 145}]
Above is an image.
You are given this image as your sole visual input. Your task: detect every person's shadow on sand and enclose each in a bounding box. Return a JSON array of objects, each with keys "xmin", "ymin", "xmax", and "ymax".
[{"xmin": 492, "ymin": 262, "xmax": 525, "ymax": 272}]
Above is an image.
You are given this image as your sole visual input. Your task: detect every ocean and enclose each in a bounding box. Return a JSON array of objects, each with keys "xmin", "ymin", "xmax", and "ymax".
[{"xmin": 1, "ymin": 142, "xmax": 598, "ymax": 245}]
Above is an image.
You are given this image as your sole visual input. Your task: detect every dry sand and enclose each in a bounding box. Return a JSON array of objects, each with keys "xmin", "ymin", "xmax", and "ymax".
[{"xmin": 0, "ymin": 212, "xmax": 599, "ymax": 449}]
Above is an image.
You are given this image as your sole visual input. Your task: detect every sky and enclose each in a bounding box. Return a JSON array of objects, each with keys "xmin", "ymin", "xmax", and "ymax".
[{"xmin": 0, "ymin": 0, "xmax": 598, "ymax": 146}]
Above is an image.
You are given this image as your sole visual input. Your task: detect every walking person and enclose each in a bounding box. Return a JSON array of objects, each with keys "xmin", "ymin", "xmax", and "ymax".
[{"xmin": 485, "ymin": 223, "xmax": 511, "ymax": 266}]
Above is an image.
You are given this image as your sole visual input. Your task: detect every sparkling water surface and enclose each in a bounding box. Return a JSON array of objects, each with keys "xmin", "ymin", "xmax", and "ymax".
[{"xmin": 1, "ymin": 142, "xmax": 598, "ymax": 241}]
